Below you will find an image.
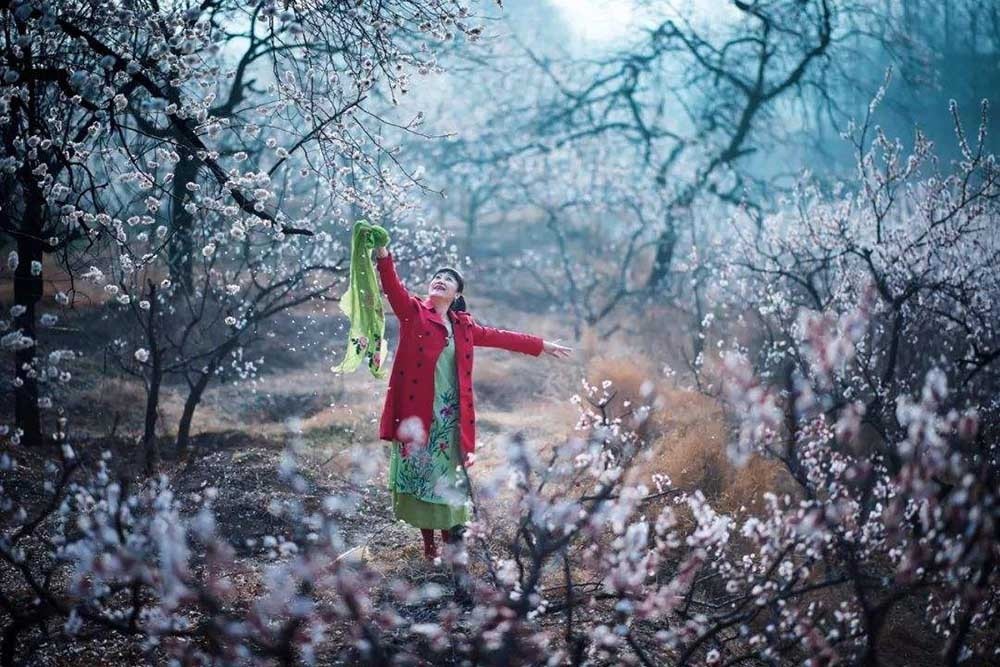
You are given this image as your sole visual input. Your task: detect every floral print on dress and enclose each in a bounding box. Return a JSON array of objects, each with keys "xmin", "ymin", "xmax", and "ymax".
[{"xmin": 388, "ymin": 335, "xmax": 467, "ymax": 505}]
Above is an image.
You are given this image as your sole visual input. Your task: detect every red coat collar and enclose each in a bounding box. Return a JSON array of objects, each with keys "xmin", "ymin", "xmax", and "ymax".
[{"xmin": 418, "ymin": 297, "xmax": 472, "ymax": 327}]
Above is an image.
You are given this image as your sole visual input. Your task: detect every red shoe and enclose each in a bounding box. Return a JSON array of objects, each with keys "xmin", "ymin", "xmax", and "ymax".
[{"xmin": 420, "ymin": 528, "xmax": 438, "ymax": 561}]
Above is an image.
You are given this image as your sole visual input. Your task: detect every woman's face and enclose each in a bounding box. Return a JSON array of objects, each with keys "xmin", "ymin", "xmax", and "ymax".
[{"xmin": 428, "ymin": 270, "xmax": 460, "ymax": 302}]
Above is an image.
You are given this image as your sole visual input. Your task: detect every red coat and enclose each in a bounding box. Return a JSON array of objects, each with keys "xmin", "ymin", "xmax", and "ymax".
[{"xmin": 376, "ymin": 251, "xmax": 544, "ymax": 464}]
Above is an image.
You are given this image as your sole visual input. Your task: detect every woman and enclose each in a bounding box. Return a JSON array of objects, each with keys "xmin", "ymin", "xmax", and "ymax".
[{"xmin": 373, "ymin": 244, "xmax": 572, "ymax": 560}]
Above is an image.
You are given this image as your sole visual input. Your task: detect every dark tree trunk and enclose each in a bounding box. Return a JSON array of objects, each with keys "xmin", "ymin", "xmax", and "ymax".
[
  {"xmin": 176, "ymin": 337, "xmax": 239, "ymax": 456},
  {"xmin": 168, "ymin": 153, "xmax": 198, "ymax": 292},
  {"xmin": 645, "ymin": 218, "xmax": 678, "ymax": 290},
  {"xmin": 142, "ymin": 281, "xmax": 161, "ymax": 474},
  {"xmin": 13, "ymin": 185, "xmax": 44, "ymax": 447},
  {"xmin": 176, "ymin": 371, "xmax": 211, "ymax": 459},
  {"xmin": 464, "ymin": 194, "xmax": 479, "ymax": 242}
]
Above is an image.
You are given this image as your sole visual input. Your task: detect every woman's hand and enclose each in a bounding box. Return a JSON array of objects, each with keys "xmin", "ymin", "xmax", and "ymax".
[
  {"xmin": 542, "ymin": 339, "xmax": 573, "ymax": 359},
  {"xmin": 374, "ymin": 245, "xmax": 389, "ymax": 259}
]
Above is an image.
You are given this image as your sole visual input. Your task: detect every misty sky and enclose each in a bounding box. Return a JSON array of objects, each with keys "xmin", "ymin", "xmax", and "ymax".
[{"xmin": 548, "ymin": 0, "xmax": 739, "ymax": 46}]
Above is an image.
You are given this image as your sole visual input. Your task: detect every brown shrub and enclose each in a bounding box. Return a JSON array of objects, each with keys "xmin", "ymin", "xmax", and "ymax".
[{"xmin": 581, "ymin": 355, "xmax": 791, "ymax": 517}]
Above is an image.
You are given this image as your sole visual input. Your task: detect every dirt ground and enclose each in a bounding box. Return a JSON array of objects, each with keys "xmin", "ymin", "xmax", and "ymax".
[
  {"xmin": 1, "ymin": 293, "xmax": 595, "ymax": 664},
  {"xmin": 2, "ymin": 289, "xmax": 959, "ymax": 665}
]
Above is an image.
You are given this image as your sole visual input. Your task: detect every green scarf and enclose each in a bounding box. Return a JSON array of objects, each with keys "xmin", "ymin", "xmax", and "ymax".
[{"xmin": 331, "ymin": 220, "xmax": 391, "ymax": 378}]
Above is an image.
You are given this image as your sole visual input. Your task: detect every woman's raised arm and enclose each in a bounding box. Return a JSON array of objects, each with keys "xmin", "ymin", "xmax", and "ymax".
[{"xmin": 374, "ymin": 248, "xmax": 417, "ymax": 316}]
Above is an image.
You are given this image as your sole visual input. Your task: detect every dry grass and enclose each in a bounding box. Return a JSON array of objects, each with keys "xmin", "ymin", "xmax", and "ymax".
[
  {"xmin": 449, "ymin": 344, "xmax": 787, "ymax": 522},
  {"xmin": 73, "ymin": 376, "xmax": 149, "ymax": 435},
  {"xmin": 578, "ymin": 355, "xmax": 790, "ymax": 517}
]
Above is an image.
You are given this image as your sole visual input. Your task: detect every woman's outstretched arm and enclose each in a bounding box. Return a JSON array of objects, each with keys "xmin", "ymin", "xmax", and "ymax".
[
  {"xmin": 470, "ymin": 317, "xmax": 573, "ymax": 358},
  {"xmin": 374, "ymin": 246, "xmax": 416, "ymax": 316}
]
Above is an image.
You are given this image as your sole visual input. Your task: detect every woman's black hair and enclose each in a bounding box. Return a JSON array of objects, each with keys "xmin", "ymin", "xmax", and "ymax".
[{"xmin": 434, "ymin": 266, "xmax": 466, "ymax": 312}]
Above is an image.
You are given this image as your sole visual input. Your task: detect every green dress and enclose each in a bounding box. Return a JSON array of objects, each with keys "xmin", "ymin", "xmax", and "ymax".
[{"xmin": 388, "ymin": 331, "xmax": 471, "ymax": 529}]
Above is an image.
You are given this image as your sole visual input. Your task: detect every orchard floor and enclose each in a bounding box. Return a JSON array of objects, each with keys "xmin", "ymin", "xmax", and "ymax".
[
  {"xmin": 2, "ymin": 430, "xmax": 491, "ymax": 665},
  {"xmin": 2, "ymin": 297, "xmax": 956, "ymax": 666},
  {"xmin": 1, "ymin": 297, "xmax": 588, "ymax": 665}
]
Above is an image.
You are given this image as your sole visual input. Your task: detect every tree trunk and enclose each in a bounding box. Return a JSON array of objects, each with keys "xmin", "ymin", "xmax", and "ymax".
[
  {"xmin": 176, "ymin": 371, "xmax": 210, "ymax": 459},
  {"xmin": 464, "ymin": 195, "xmax": 478, "ymax": 242},
  {"xmin": 175, "ymin": 338, "xmax": 239, "ymax": 457},
  {"xmin": 13, "ymin": 185, "xmax": 44, "ymax": 447},
  {"xmin": 168, "ymin": 153, "xmax": 198, "ymax": 292},
  {"xmin": 645, "ymin": 218, "xmax": 678, "ymax": 290},
  {"xmin": 142, "ymin": 281, "xmax": 161, "ymax": 475}
]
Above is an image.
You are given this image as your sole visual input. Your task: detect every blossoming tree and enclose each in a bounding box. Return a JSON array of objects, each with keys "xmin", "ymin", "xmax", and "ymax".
[{"xmin": 1, "ymin": 0, "xmax": 489, "ymax": 450}]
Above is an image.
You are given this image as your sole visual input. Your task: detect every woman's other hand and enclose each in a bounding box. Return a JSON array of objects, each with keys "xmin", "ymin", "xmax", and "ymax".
[{"xmin": 542, "ymin": 339, "xmax": 573, "ymax": 359}]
